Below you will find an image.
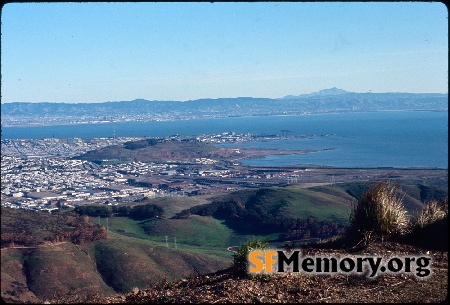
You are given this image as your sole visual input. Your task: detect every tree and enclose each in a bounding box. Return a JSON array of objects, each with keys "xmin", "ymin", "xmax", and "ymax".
[{"xmin": 128, "ymin": 204, "xmax": 164, "ymax": 220}]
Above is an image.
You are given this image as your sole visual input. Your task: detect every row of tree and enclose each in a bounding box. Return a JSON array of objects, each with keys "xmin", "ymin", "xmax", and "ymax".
[{"xmin": 73, "ymin": 203, "xmax": 164, "ymax": 220}]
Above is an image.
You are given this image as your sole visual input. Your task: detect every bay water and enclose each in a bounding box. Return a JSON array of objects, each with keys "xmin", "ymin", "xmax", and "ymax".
[{"xmin": 1, "ymin": 111, "xmax": 447, "ymax": 168}]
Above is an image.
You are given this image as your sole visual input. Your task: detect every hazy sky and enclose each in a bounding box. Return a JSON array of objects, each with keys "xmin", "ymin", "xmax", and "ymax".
[{"xmin": 1, "ymin": 2, "xmax": 448, "ymax": 103}]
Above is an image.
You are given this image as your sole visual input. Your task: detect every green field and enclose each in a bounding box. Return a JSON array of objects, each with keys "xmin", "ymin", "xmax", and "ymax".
[
  {"xmin": 104, "ymin": 215, "xmax": 277, "ymax": 257},
  {"xmin": 264, "ymin": 187, "xmax": 353, "ymax": 225},
  {"xmin": 134, "ymin": 194, "xmax": 221, "ymax": 218},
  {"xmin": 99, "ymin": 184, "xmax": 357, "ymax": 262},
  {"xmin": 2, "ymin": 180, "xmax": 447, "ymax": 302}
]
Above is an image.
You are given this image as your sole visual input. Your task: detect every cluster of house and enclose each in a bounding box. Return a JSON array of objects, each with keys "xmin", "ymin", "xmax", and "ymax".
[
  {"xmin": 1, "ymin": 137, "xmax": 139, "ymax": 158},
  {"xmin": 0, "ymin": 154, "xmax": 214, "ymax": 211},
  {"xmin": 1, "ymin": 134, "xmax": 307, "ymax": 212}
]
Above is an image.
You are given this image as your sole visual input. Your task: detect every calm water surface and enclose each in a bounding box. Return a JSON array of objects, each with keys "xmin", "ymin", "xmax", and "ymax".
[{"xmin": 2, "ymin": 111, "xmax": 447, "ymax": 168}]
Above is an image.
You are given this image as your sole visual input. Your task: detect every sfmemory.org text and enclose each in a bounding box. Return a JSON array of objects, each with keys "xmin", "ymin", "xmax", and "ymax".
[{"xmin": 247, "ymin": 250, "xmax": 432, "ymax": 278}]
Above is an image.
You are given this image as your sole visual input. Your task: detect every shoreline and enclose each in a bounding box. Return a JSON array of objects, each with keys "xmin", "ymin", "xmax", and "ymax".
[
  {"xmin": 249, "ymin": 165, "xmax": 448, "ymax": 170},
  {"xmin": 1, "ymin": 109, "xmax": 447, "ymax": 130}
]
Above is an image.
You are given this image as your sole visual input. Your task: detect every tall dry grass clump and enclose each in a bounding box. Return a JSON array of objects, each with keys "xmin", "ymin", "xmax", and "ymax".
[
  {"xmin": 415, "ymin": 198, "xmax": 448, "ymax": 229},
  {"xmin": 404, "ymin": 197, "xmax": 448, "ymax": 250},
  {"xmin": 349, "ymin": 180, "xmax": 409, "ymax": 243}
]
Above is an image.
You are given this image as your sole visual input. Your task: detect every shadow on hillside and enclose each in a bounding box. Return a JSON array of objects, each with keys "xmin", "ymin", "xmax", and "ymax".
[{"xmin": 398, "ymin": 217, "xmax": 448, "ymax": 251}]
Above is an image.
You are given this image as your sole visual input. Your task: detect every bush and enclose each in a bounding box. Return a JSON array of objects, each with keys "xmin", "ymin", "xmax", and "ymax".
[
  {"xmin": 74, "ymin": 205, "xmax": 112, "ymax": 217},
  {"xmin": 415, "ymin": 198, "xmax": 448, "ymax": 228},
  {"xmin": 232, "ymin": 236, "xmax": 269, "ymax": 276},
  {"xmin": 348, "ymin": 180, "xmax": 409, "ymax": 243},
  {"xmin": 128, "ymin": 204, "xmax": 164, "ymax": 220},
  {"xmin": 402, "ymin": 197, "xmax": 448, "ymax": 250}
]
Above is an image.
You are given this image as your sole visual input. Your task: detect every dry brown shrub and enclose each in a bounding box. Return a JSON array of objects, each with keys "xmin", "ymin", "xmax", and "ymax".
[
  {"xmin": 416, "ymin": 198, "xmax": 448, "ymax": 228},
  {"xmin": 349, "ymin": 180, "xmax": 409, "ymax": 243}
]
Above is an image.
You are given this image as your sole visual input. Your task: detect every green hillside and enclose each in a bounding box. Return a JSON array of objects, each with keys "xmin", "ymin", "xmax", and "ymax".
[
  {"xmin": 330, "ymin": 181, "xmax": 447, "ymax": 217},
  {"xmin": 271, "ymin": 187, "xmax": 352, "ymax": 224},
  {"xmin": 131, "ymin": 194, "xmax": 222, "ymax": 218},
  {"xmin": 2, "ymin": 180, "xmax": 447, "ymax": 302},
  {"xmin": 172, "ymin": 186, "xmax": 352, "ymax": 240},
  {"xmin": 105, "ymin": 215, "xmax": 271, "ymax": 258}
]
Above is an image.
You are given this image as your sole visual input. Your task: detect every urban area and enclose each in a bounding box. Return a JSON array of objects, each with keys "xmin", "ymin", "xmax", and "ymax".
[{"xmin": 1, "ymin": 133, "xmax": 317, "ymax": 212}]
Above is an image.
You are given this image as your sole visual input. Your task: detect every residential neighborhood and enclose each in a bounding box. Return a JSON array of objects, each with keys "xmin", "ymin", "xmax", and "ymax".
[{"xmin": 1, "ymin": 134, "xmax": 309, "ymax": 212}]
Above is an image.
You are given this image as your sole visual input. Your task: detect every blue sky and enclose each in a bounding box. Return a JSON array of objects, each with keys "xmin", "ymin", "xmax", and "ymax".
[{"xmin": 1, "ymin": 2, "xmax": 448, "ymax": 103}]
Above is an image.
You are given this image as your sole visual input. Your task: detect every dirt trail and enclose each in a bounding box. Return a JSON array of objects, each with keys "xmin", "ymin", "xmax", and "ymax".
[{"xmin": 1, "ymin": 241, "xmax": 68, "ymax": 251}]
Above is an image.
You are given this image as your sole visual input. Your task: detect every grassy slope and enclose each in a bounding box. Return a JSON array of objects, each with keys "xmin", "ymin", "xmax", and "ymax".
[
  {"xmin": 273, "ymin": 187, "xmax": 353, "ymax": 225},
  {"xmin": 0, "ymin": 207, "xmax": 232, "ymax": 301},
  {"xmin": 1, "ymin": 228, "xmax": 231, "ymax": 301},
  {"xmin": 105, "ymin": 216, "xmax": 255, "ymax": 257},
  {"xmin": 1, "ymin": 248, "xmax": 41, "ymax": 303},
  {"xmin": 331, "ymin": 181, "xmax": 447, "ymax": 218},
  {"xmin": 308, "ymin": 182, "xmax": 438, "ymax": 219},
  {"xmin": 135, "ymin": 194, "xmax": 223, "ymax": 218},
  {"xmin": 2, "ymin": 243, "xmax": 116, "ymax": 301},
  {"xmin": 125, "ymin": 182, "xmax": 441, "ymax": 254},
  {"xmin": 27, "ymin": 244, "xmax": 115, "ymax": 298},
  {"xmin": 103, "ymin": 186, "xmax": 355, "ymax": 259},
  {"xmin": 85, "ymin": 229, "xmax": 230, "ymax": 293},
  {"xmin": 2, "ymin": 181, "xmax": 447, "ymax": 301}
]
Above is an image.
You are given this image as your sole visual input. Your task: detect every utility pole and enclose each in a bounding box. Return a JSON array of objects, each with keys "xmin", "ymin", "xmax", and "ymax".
[
  {"xmin": 174, "ymin": 237, "xmax": 177, "ymax": 250},
  {"xmin": 165, "ymin": 235, "xmax": 169, "ymax": 248}
]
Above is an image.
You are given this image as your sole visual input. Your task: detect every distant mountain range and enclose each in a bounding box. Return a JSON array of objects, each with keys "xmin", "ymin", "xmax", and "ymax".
[
  {"xmin": 1, "ymin": 88, "xmax": 447, "ymax": 127},
  {"xmin": 283, "ymin": 87, "xmax": 351, "ymax": 98},
  {"xmin": 282, "ymin": 87, "xmax": 447, "ymax": 99}
]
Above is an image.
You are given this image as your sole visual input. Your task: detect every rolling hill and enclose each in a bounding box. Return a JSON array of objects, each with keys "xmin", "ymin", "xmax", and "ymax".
[
  {"xmin": 74, "ymin": 138, "xmax": 221, "ymax": 164},
  {"xmin": 1, "ymin": 180, "xmax": 447, "ymax": 303}
]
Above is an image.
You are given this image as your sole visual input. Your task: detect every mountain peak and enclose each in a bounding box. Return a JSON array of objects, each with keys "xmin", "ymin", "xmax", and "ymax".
[
  {"xmin": 314, "ymin": 87, "xmax": 349, "ymax": 95},
  {"xmin": 282, "ymin": 88, "xmax": 351, "ymax": 99}
]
